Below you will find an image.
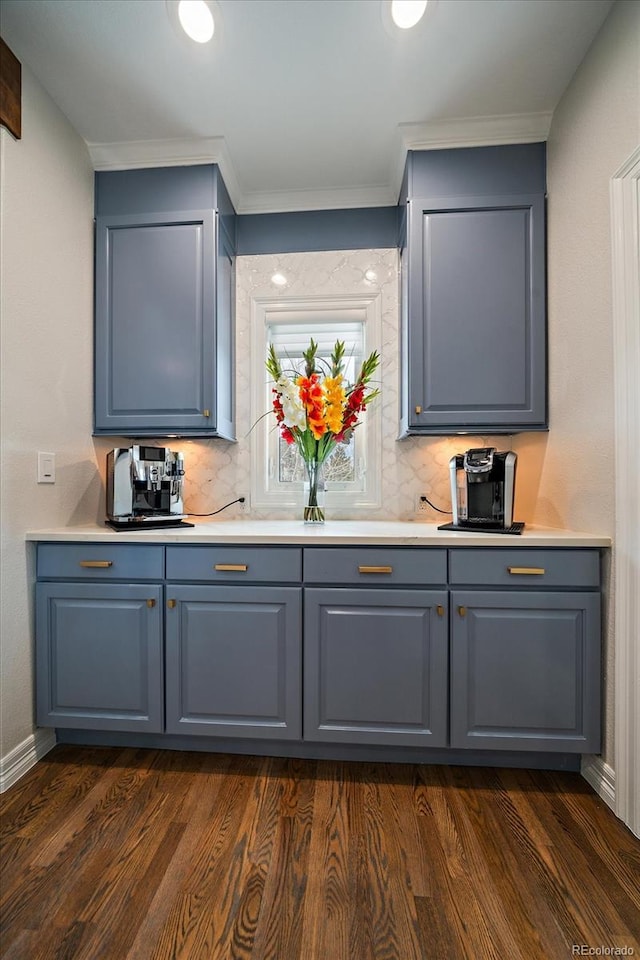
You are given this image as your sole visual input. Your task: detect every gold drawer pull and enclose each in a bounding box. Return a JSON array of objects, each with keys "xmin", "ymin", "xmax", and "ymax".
[
  {"xmin": 458, "ymin": 606, "xmax": 466, "ymax": 617},
  {"xmin": 437, "ymin": 604, "xmax": 445, "ymax": 617},
  {"xmin": 415, "ymin": 405, "xmax": 422, "ymax": 415},
  {"xmin": 508, "ymin": 567, "xmax": 545, "ymax": 575},
  {"xmin": 79, "ymin": 560, "xmax": 113, "ymax": 568},
  {"xmin": 203, "ymin": 409, "xmax": 211, "ymax": 418},
  {"xmin": 358, "ymin": 565, "xmax": 393, "ymax": 574},
  {"xmin": 214, "ymin": 564, "xmax": 248, "ymax": 572},
  {"xmin": 167, "ymin": 599, "xmax": 177, "ymax": 609},
  {"xmin": 147, "ymin": 598, "xmax": 156, "ymax": 608}
]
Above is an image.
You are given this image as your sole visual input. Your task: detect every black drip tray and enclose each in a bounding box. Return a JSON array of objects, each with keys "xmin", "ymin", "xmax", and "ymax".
[
  {"xmin": 437, "ymin": 522, "xmax": 525, "ymax": 535},
  {"xmin": 105, "ymin": 519, "xmax": 195, "ymax": 531}
]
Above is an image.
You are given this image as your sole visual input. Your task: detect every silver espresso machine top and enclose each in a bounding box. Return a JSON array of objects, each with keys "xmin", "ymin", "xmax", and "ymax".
[{"xmin": 106, "ymin": 446, "xmax": 190, "ymax": 529}]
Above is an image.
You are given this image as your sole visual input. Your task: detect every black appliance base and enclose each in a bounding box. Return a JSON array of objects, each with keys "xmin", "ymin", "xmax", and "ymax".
[
  {"xmin": 437, "ymin": 521, "xmax": 525, "ymax": 535},
  {"xmin": 105, "ymin": 519, "xmax": 195, "ymax": 531}
]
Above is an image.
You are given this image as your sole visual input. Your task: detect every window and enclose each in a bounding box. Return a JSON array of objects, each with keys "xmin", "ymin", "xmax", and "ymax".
[{"xmin": 250, "ymin": 295, "xmax": 382, "ymax": 512}]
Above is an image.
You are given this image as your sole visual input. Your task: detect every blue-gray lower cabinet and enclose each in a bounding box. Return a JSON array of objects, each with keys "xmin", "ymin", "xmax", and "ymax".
[
  {"xmin": 303, "ymin": 588, "xmax": 448, "ymax": 746},
  {"xmin": 165, "ymin": 585, "xmax": 302, "ymax": 739},
  {"xmin": 33, "ymin": 541, "xmax": 603, "ymax": 763},
  {"xmin": 450, "ymin": 591, "xmax": 601, "ymax": 753},
  {"xmin": 35, "ymin": 582, "xmax": 163, "ymax": 732}
]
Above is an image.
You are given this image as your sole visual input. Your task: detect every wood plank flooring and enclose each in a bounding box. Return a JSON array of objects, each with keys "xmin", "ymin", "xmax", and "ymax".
[{"xmin": 1, "ymin": 745, "xmax": 639, "ymax": 959}]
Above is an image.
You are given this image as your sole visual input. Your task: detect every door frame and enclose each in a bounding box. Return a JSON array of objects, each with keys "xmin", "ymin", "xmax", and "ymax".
[{"xmin": 611, "ymin": 145, "xmax": 640, "ymax": 837}]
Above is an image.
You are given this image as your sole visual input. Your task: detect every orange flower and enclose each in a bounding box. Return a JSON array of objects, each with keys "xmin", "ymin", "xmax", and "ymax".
[{"xmin": 297, "ymin": 374, "xmax": 327, "ymax": 439}]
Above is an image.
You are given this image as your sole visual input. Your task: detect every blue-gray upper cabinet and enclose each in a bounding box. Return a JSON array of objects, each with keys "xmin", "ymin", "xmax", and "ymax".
[
  {"xmin": 94, "ymin": 165, "xmax": 235, "ymax": 438},
  {"xmin": 399, "ymin": 144, "xmax": 547, "ymax": 436}
]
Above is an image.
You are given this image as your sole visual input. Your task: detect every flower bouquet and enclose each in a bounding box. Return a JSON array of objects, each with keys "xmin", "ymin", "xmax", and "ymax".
[{"xmin": 266, "ymin": 339, "xmax": 380, "ymax": 522}]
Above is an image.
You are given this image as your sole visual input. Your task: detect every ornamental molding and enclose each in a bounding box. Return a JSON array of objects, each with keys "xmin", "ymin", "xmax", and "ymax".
[{"xmin": 87, "ymin": 112, "xmax": 552, "ymax": 215}]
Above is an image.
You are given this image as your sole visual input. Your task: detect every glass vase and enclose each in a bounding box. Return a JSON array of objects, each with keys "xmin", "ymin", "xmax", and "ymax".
[{"xmin": 302, "ymin": 460, "xmax": 326, "ymax": 524}]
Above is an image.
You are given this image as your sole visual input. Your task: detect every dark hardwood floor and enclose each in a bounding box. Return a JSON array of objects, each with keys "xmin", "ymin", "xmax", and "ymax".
[{"xmin": 1, "ymin": 745, "xmax": 638, "ymax": 960}]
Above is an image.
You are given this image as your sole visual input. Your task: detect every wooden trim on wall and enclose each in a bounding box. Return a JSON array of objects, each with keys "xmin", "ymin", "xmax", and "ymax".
[
  {"xmin": 0, "ymin": 37, "xmax": 21, "ymax": 139},
  {"xmin": 611, "ymin": 145, "xmax": 640, "ymax": 839}
]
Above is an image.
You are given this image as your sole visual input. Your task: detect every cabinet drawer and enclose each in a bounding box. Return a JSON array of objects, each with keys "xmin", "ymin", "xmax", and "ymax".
[
  {"xmin": 37, "ymin": 543, "xmax": 164, "ymax": 580},
  {"xmin": 166, "ymin": 546, "xmax": 302, "ymax": 583},
  {"xmin": 303, "ymin": 548, "xmax": 447, "ymax": 585},
  {"xmin": 449, "ymin": 549, "xmax": 600, "ymax": 588}
]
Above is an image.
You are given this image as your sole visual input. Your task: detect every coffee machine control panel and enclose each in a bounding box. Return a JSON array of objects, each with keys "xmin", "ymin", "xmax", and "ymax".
[{"xmin": 463, "ymin": 447, "xmax": 495, "ymax": 477}]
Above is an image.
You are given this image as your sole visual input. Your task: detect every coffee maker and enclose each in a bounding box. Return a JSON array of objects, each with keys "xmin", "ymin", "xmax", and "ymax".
[
  {"xmin": 106, "ymin": 446, "xmax": 192, "ymax": 529},
  {"xmin": 447, "ymin": 447, "xmax": 520, "ymax": 531}
]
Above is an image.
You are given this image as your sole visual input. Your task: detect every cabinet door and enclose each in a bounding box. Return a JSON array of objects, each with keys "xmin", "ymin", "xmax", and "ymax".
[
  {"xmin": 165, "ymin": 585, "xmax": 302, "ymax": 739},
  {"xmin": 304, "ymin": 588, "xmax": 448, "ymax": 746},
  {"xmin": 36, "ymin": 582, "xmax": 163, "ymax": 731},
  {"xmin": 94, "ymin": 209, "xmax": 226, "ymax": 436},
  {"xmin": 450, "ymin": 591, "xmax": 601, "ymax": 752},
  {"xmin": 404, "ymin": 194, "xmax": 546, "ymax": 434}
]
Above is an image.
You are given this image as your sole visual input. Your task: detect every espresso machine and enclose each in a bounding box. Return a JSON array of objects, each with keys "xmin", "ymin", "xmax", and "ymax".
[
  {"xmin": 106, "ymin": 446, "xmax": 192, "ymax": 529},
  {"xmin": 444, "ymin": 447, "xmax": 522, "ymax": 532}
]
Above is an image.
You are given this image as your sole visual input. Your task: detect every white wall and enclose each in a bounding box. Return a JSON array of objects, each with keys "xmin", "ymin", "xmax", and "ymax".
[
  {"xmin": 513, "ymin": 0, "xmax": 640, "ymax": 769},
  {"xmin": 0, "ymin": 67, "xmax": 100, "ymax": 778}
]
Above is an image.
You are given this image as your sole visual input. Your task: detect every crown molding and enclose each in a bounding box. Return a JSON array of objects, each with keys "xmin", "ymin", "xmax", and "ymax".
[
  {"xmin": 233, "ymin": 183, "xmax": 398, "ymax": 215},
  {"xmin": 390, "ymin": 111, "xmax": 553, "ymax": 199},
  {"xmin": 87, "ymin": 113, "xmax": 553, "ymax": 215},
  {"xmin": 87, "ymin": 136, "xmax": 243, "ymax": 211},
  {"xmin": 398, "ymin": 111, "xmax": 553, "ymax": 151}
]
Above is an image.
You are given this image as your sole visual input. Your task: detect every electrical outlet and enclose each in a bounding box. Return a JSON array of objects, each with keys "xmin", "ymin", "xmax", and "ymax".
[
  {"xmin": 416, "ymin": 494, "xmax": 430, "ymax": 515},
  {"xmin": 238, "ymin": 494, "xmax": 248, "ymax": 512}
]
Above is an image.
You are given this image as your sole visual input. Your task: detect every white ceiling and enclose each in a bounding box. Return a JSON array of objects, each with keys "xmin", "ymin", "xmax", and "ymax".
[{"xmin": 0, "ymin": 0, "xmax": 614, "ymax": 213}]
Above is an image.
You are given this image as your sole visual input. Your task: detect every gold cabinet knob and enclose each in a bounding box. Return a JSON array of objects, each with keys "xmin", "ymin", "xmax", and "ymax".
[
  {"xmin": 167, "ymin": 599, "xmax": 177, "ymax": 609},
  {"xmin": 458, "ymin": 606, "xmax": 467, "ymax": 617},
  {"xmin": 146, "ymin": 598, "xmax": 156, "ymax": 608}
]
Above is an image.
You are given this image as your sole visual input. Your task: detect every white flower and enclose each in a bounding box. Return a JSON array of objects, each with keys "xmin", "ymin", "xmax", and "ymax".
[{"xmin": 277, "ymin": 376, "xmax": 306, "ymax": 430}]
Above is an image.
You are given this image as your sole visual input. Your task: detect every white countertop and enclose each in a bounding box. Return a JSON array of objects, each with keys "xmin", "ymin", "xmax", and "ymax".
[{"xmin": 25, "ymin": 520, "xmax": 611, "ymax": 548}]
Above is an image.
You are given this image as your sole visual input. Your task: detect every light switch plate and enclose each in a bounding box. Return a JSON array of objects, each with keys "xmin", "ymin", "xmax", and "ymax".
[{"xmin": 37, "ymin": 452, "xmax": 56, "ymax": 483}]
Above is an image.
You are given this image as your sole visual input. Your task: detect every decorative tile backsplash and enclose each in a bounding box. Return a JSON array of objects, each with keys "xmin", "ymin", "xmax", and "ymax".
[{"xmin": 182, "ymin": 249, "xmax": 508, "ymax": 521}]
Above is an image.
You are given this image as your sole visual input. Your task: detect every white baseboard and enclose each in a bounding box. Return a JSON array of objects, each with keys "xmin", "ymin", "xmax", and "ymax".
[
  {"xmin": 581, "ymin": 755, "xmax": 616, "ymax": 812},
  {"xmin": 0, "ymin": 729, "xmax": 57, "ymax": 793}
]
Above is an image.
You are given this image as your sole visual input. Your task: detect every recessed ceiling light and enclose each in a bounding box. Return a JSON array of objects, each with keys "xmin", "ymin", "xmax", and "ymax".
[
  {"xmin": 391, "ymin": 0, "xmax": 428, "ymax": 29},
  {"xmin": 177, "ymin": 0, "xmax": 215, "ymax": 43},
  {"xmin": 271, "ymin": 273, "xmax": 288, "ymax": 287},
  {"xmin": 364, "ymin": 269, "xmax": 378, "ymax": 283}
]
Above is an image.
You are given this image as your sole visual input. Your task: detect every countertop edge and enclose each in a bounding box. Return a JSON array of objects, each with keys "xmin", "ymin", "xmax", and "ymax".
[{"xmin": 24, "ymin": 522, "xmax": 612, "ymax": 549}]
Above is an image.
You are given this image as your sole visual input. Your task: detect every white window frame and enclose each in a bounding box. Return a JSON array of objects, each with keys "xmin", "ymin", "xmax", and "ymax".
[{"xmin": 250, "ymin": 293, "xmax": 383, "ymax": 512}]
